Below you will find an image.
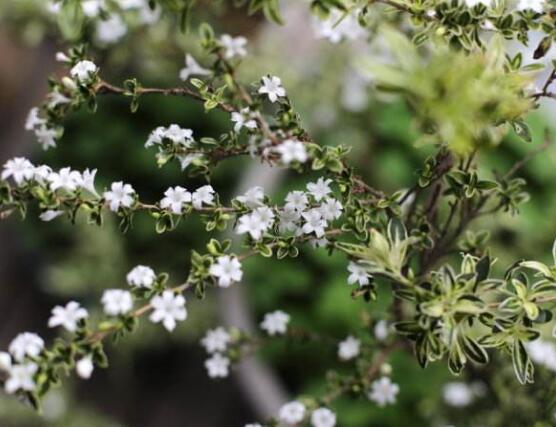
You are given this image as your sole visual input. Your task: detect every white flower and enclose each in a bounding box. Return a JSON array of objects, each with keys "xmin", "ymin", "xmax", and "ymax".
[
  {"xmin": 201, "ymin": 327, "xmax": 231, "ymax": 353},
  {"xmin": 39, "ymin": 209, "xmax": 63, "ymax": 222},
  {"xmin": 253, "ymin": 206, "xmax": 275, "ymax": 229},
  {"xmin": 279, "ymin": 207, "xmax": 301, "ymax": 233},
  {"xmin": 76, "ymin": 356, "xmax": 94, "ymax": 379},
  {"xmin": 82, "ymin": 0, "xmax": 103, "ymax": 17},
  {"xmin": 279, "ymin": 401, "xmax": 306, "ymax": 425},
  {"xmin": 307, "ymin": 178, "xmax": 332, "ymax": 201},
  {"xmin": 0, "ymin": 352, "xmax": 12, "ymax": 372},
  {"xmin": 48, "ymin": 301, "xmax": 88, "ymax": 332},
  {"xmin": 9, "ymin": 332, "xmax": 44, "ymax": 362},
  {"xmin": 145, "ymin": 126, "xmax": 167, "ymax": 147},
  {"xmin": 70, "ymin": 60, "xmax": 98, "ymax": 84},
  {"xmin": 205, "ymin": 353, "xmax": 230, "ymax": 378},
  {"xmin": 236, "ymin": 186, "xmax": 265, "ymax": 208},
  {"xmin": 311, "ymin": 407, "xmax": 337, "ymax": 427},
  {"xmin": 258, "ymin": 75, "xmax": 286, "ymax": 103},
  {"xmin": 231, "ymin": 108, "xmax": 258, "ymax": 133},
  {"xmin": 33, "ymin": 165, "xmax": 52, "ymax": 184},
  {"xmin": 48, "ymin": 167, "xmax": 82, "ymax": 192},
  {"xmin": 443, "ymin": 382, "xmax": 473, "ymax": 407},
  {"xmin": 101, "ymin": 289, "xmax": 133, "ymax": 316},
  {"xmin": 517, "ymin": 0, "xmax": 545, "ymax": 12},
  {"xmin": 164, "ymin": 124, "xmax": 194, "ymax": 146},
  {"xmin": 126, "ymin": 265, "xmax": 156, "ymax": 288},
  {"xmin": 55, "ymin": 51, "xmax": 71, "ymax": 63},
  {"xmin": 338, "ymin": 336, "xmax": 361, "ymax": 361},
  {"xmin": 368, "ymin": 377, "xmax": 399, "ymax": 406},
  {"xmin": 177, "ymin": 153, "xmax": 203, "ymax": 171},
  {"xmin": 81, "ymin": 168, "xmax": 99, "ymax": 196},
  {"xmin": 192, "ymin": 185, "xmax": 215, "ymax": 209},
  {"xmin": 285, "ymin": 191, "xmax": 309, "ymax": 212},
  {"xmin": 236, "ymin": 213, "xmax": 267, "ymax": 240},
  {"xmin": 318, "ymin": 198, "xmax": 342, "ymax": 221},
  {"xmin": 25, "ymin": 107, "xmax": 46, "ymax": 130},
  {"xmin": 260, "ymin": 310, "xmax": 290, "ymax": 336},
  {"xmin": 179, "ymin": 54, "xmax": 211, "ymax": 81},
  {"xmin": 374, "ymin": 320, "xmax": 389, "ymax": 341},
  {"xmin": 5, "ymin": 363, "xmax": 38, "ymax": 394},
  {"xmin": 219, "ymin": 34, "xmax": 247, "ymax": 59},
  {"xmin": 95, "ymin": 15, "xmax": 127, "ymax": 45},
  {"xmin": 2, "ymin": 157, "xmax": 35, "ymax": 185},
  {"xmin": 209, "ymin": 256, "xmax": 243, "ymax": 288},
  {"xmin": 149, "ymin": 291, "xmax": 187, "ymax": 332},
  {"xmin": 160, "ymin": 186, "xmax": 192, "ymax": 214},
  {"xmin": 302, "ymin": 209, "xmax": 327, "ymax": 237},
  {"xmin": 275, "ymin": 139, "xmax": 308, "ymax": 165},
  {"xmin": 347, "ymin": 262, "xmax": 370, "ymax": 286},
  {"xmin": 47, "ymin": 90, "xmax": 71, "ymax": 109},
  {"xmin": 34, "ymin": 125, "xmax": 58, "ymax": 150},
  {"xmin": 104, "ymin": 181, "xmax": 135, "ymax": 211}
]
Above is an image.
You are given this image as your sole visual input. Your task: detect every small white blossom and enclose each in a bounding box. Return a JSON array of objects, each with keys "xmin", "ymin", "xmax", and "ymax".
[
  {"xmin": 101, "ymin": 289, "xmax": 133, "ymax": 316},
  {"xmin": 192, "ymin": 185, "xmax": 215, "ymax": 209},
  {"xmin": 231, "ymin": 108, "xmax": 258, "ymax": 133},
  {"xmin": 285, "ymin": 191, "xmax": 309, "ymax": 212},
  {"xmin": 0, "ymin": 352, "xmax": 12, "ymax": 372},
  {"xmin": 70, "ymin": 60, "xmax": 98, "ymax": 84},
  {"xmin": 47, "ymin": 89, "xmax": 71, "ymax": 108},
  {"xmin": 311, "ymin": 407, "xmax": 337, "ymax": 427},
  {"xmin": 33, "ymin": 165, "xmax": 52, "ymax": 184},
  {"xmin": 145, "ymin": 126, "xmax": 167, "ymax": 147},
  {"xmin": 177, "ymin": 153, "xmax": 203, "ymax": 171},
  {"xmin": 279, "ymin": 207, "xmax": 301, "ymax": 233},
  {"xmin": 81, "ymin": 168, "xmax": 99, "ymax": 196},
  {"xmin": 104, "ymin": 181, "xmax": 135, "ymax": 211},
  {"xmin": 219, "ymin": 34, "xmax": 248, "ymax": 59},
  {"xmin": 374, "ymin": 320, "xmax": 389, "ymax": 341},
  {"xmin": 205, "ymin": 353, "xmax": 230, "ymax": 378},
  {"xmin": 279, "ymin": 401, "xmax": 306, "ymax": 425},
  {"xmin": 5, "ymin": 363, "xmax": 37, "ymax": 394},
  {"xmin": 179, "ymin": 54, "xmax": 211, "ymax": 81},
  {"xmin": 302, "ymin": 209, "xmax": 327, "ymax": 237},
  {"xmin": 338, "ymin": 336, "xmax": 361, "ymax": 361},
  {"xmin": 236, "ymin": 213, "xmax": 267, "ymax": 240},
  {"xmin": 517, "ymin": 0, "xmax": 545, "ymax": 12},
  {"xmin": 209, "ymin": 256, "xmax": 243, "ymax": 288},
  {"xmin": 253, "ymin": 206, "xmax": 275, "ymax": 229},
  {"xmin": 258, "ymin": 75, "xmax": 286, "ymax": 103},
  {"xmin": 127, "ymin": 265, "xmax": 156, "ymax": 288},
  {"xmin": 76, "ymin": 356, "xmax": 94, "ymax": 379},
  {"xmin": 164, "ymin": 124, "xmax": 194, "ymax": 146},
  {"xmin": 149, "ymin": 291, "xmax": 187, "ymax": 332},
  {"xmin": 307, "ymin": 178, "xmax": 332, "ymax": 201},
  {"xmin": 347, "ymin": 262, "xmax": 370, "ymax": 286},
  {"xmin": 160, "ymin": 186, "xmax": 192, "ymax": 214},
  {"xmin": 25, "ymin": 107, "xmax": 46, "ymax": 131},
  {"xmin": 443, "ymin": 382, "xmax": 474, "ymax": 407},
  {"xmin": 276, "ymin": 139, "xmax": 308, "ymax": 165},
  {"xmin": 318, "ymin": 198, "xmax": 343, "ymax": 221},
  {"xmin": 201, "ymin": 327, "xmax": 231, "ymax": 353},
  {"xmin": 9, "ymin": 332, "xmax": 44, "ymax": 362},
  {"xmin": 95, "ymin": 15, "xmax": 128, "ymax": 45},
  {"xmin": 34, "ymin": 125, "xmax": 58, "ymax": 150},
  {"xmin": 48, "ymin": 167, "xmax": 82, "ymax": 192},
  {"xmin": 260, "ymin": 310, "xmax": 290, "ymax": 336},
  {"xmin": 48, "ymin": 301, "xmax": 88, "ymax": 332},
  {"xmin": 368, "ymin": 377, "xmax": 399, "ymax": 406},
  {"xmin": 236, "ymin": 186, "xmax": 265, "ymax": 208},
  {"xmin": 55, "ymin": 51, "xmax": 71, "ymax": 63},
  {"xmin": 2, "ymin": 157, "xmax": 35, "ymax": 185}
]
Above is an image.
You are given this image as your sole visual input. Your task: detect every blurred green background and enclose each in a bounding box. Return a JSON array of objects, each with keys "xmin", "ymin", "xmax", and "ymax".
[{"xmin": 1, "ymin": 1, "xmax": 556, "ymax": 426}]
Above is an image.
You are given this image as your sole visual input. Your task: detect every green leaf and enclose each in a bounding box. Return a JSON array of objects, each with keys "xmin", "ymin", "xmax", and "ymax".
[{"xmin": 512, "ymin": 339, "xmax": 533, "ymax": 385}]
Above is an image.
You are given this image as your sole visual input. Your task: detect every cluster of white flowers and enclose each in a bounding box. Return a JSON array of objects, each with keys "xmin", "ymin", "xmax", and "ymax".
[
  {"xmin": 278, "ymin": 401, "xmax": 337, "ymax": 427},
  {"xmin": 209, "ymin": 256, "xmax": 243, "ymax": 288},
  {"xmin": 235, "ymin": 179, "xmax": 342, "ymax": 242},
  {"xmin": 313, "ymin": 10, "xmax": 367, "ymax": 44},
  {"xmin": 160, "ymin": 184, "xmax": 215, "ymax": 213},
  {"xmin": 0, "ymin": 333, "xmax": 44, "ymax": 394},
  {"xmin": 347, "ymin": 261, "xmax": 371, "ymax": 286},
  {"xmin": 145, "ymin": 124, "xmax": 203, "ymax": 171},
  {"xmin": 367, "ymin": 377, "xmax": 400, "ymax": 406},
  {"xmin": 260, "ymin": 310, "xmax": 290, "ymax": 336},
  {"xmin": 201, "ymin": 327, "xmax": 232, "ymax": 379},
  {"xmin": 338, "ymin": 335, "xmax": 361, "ymax": 361},
  {"xmin": 25, "ymin": 108, "xmax": 59, "ymax": 150}
]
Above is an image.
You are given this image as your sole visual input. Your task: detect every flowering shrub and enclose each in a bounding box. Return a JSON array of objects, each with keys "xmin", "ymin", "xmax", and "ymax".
[{"xmin": 1, "ymin": 0, "xmax": 556, "ymax": 425}]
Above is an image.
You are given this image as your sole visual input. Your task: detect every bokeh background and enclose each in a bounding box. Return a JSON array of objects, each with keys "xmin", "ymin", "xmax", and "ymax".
[{"xmin": 1, "ymin": 1, "xmax": 555, "ymax": 426}]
